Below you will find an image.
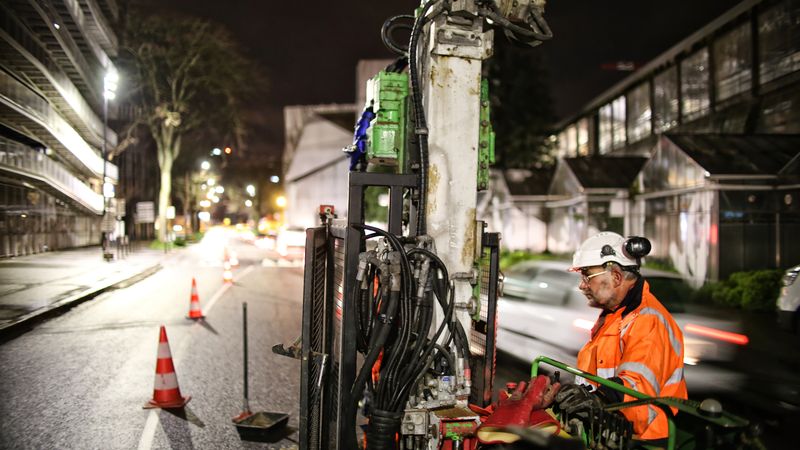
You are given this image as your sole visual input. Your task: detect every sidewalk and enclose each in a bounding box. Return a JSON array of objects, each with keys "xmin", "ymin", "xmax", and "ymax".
[{"xmin": 0, "ymin": 244, "xmax": 166, "ymax": 337}]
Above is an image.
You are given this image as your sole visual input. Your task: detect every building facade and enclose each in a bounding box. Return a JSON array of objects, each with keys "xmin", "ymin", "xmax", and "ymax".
[
  {"xmin": 547, "ymin": 0, "xmax": 800, "ymax": 285},
  {"xmin": 283, "ymin": 104, "xmax": 355, "ymax": 229},
  {"xmin": 0, "ymin": 0, "xmax": 121, "ymax": 256}
]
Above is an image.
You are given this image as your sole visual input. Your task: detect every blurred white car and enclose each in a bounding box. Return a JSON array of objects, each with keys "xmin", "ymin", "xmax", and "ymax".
[
  {"xmin": 275, "ymin": 226, "xmax": 306, "ymax": 258},
  {"xmin": 496, "ymin": 260, "xmax": 749, "ymax": 393},
  {"xmin": 778, "ymin": 264, "xmax": 800, "ymax": 332}
]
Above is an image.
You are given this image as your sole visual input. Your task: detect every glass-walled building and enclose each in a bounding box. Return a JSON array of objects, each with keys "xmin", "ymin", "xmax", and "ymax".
[
  {"xmin": 549, "ymin": 0, "xmax": 800, "ymax": 284},
  {"xmin": 556, "ymin": 0, "xmax": 800, "ymax": 158},
  {"xmin": 0, "ymin": 0, "xmax": 120, "ymax": 256}
]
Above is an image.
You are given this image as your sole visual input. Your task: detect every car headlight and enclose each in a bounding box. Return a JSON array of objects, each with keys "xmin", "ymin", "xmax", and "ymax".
[{"xmin": 783, "ymin": 269, "xmax": 799, "ymax": 287}]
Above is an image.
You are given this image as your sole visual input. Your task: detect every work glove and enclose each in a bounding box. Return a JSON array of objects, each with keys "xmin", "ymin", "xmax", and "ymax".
[
  {"xmin": 477, "ymin": 375, "xmax": 561, "ymax": 444},
  {"xmin": 554, "ymin": 383, "xmax": 603, "ymax": 420}
]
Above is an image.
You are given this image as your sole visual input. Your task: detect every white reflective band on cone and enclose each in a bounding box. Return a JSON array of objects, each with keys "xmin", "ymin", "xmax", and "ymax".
[
  {"xmin": 157, "ymin": 343, "xmax": 172, "ymax": 359},
  {"xmin": 153, "ymin": 372, "xmax": 179, "ymax": 390}
]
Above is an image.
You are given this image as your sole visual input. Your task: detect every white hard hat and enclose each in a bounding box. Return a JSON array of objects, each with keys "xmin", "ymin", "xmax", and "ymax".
[{"xmin": 570, "ymin": 231, "xmax": 639, "ymax": 271}]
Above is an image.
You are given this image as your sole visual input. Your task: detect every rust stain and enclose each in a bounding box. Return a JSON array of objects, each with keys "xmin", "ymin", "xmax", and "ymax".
[
  {"xmin": 461, "ymin": 208, "xmax": 476, "ymax": 265},
  {"xmin": 427, "ymin": 164, "xmax": 440, "ymax": 215}
]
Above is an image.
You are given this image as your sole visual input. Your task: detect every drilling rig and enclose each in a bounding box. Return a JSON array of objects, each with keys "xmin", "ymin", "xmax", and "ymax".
[{"xmin": 281, "ymin": 1, "xmax": 758, "ymax": 449}]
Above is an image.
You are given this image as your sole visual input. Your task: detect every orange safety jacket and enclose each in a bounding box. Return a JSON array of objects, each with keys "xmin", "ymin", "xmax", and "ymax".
[{"xmin": 576, "ymin": 278, "xmax": 687, "ymax": 441}]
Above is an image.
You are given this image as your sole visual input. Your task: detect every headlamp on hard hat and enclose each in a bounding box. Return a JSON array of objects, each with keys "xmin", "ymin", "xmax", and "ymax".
[
  {"xmin": 623, "ymin": 236, "xmax": 651, "ymax": 265},
  {"xmin": 570, "ymin": 232, "xmax": 652, "ymax": 272}
]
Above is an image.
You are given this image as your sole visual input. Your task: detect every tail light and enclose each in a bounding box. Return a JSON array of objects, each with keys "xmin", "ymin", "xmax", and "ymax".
[{"xmin": 685, "ymin": 323, "xmax": 749, "ymax": 345}]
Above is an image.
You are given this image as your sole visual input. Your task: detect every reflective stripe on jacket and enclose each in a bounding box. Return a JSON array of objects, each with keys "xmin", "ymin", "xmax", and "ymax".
[{"xmin": 576, "ymin": 279, "xmax": 688, "ymax": 440}]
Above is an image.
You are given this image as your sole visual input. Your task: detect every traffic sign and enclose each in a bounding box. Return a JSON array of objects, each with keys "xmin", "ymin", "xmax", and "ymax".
[{"xmin": 135, "ymin": 201, "xmax": 155, "ymax": 224}]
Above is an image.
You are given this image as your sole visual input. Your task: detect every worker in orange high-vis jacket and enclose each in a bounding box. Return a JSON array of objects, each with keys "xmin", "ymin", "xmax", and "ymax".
[{"xmin": 557, "ymin": 231, "xmax": 688, "ymax": 443}]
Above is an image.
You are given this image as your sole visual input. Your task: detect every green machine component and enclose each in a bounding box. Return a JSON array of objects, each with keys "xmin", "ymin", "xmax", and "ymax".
[
  {"xmin": 366, "ymin": 70, "xmax": 408, "ymax": 168},
  {"xmin": 477, "ymin": 78, "xmax": 495, "ymax": 191}
]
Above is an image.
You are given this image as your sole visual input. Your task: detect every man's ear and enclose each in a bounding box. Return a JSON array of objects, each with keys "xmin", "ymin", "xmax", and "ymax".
[{"xmin": 612, "ymin": 268, "xmax": 625, "ymax": 287}]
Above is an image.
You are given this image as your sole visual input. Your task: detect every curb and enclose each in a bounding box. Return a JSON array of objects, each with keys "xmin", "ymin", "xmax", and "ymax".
[{"xmin": 0, "ymin": 263, "xmax": 163, "ymax": 340}]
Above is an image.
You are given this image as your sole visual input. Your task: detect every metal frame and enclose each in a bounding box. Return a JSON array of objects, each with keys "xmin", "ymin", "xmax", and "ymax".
[
  {"xmin": 299, "ymin": 226, "xmax": 334, "ymax": 450},
  {"xmin": 469, "ymin": 231, "xmax": 501, "ymax": 407},
  {"xmin": 300, "ymin": 171, "xmax": 418, "ymax": 450}
]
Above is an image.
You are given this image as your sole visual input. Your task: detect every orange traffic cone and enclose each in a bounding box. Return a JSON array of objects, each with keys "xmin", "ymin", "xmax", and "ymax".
[
  {"xmin": 187, "ymin": 277, "xmax": 204, "ymax": 319},
  {"xmin": 229, "ymin": 250, "xmax": 239, "ymax": 267},
  {"xmin": 223, "ymin": 261, "xmax": 233, "ymax": 283},
  {"xmin": 144, "ymin": 326, "xmax": 191, "ymax": 409}
]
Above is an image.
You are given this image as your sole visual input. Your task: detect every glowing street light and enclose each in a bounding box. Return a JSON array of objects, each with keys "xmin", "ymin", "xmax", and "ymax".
[
  {"xmin": 201, "ymin": 160, "xmax": 210, "ymax": 170},
  {"xmin": 103, "ymin": 67, "xmax": 119, "ymax": 100},
  {"xmin": 246, "ymin": 184, "xmax": 256, "ymax": 197},
  {"xmin": 270, "ymin": 175, "xmax": 280, "ymax": 183},
  {"xmin": 276, "ymin": 195, "xmax": 287, "ymax": 208},
  {"xmin": 215, "ymin": 186, "xmax": 224, "ymax": 194},
  {"xmin": 212, "ymin": 147, "xmax": 222, "ymax": 156},
  {"xmin": 245, "ymin": 199, "xmax": 253, "ymax": 207}
]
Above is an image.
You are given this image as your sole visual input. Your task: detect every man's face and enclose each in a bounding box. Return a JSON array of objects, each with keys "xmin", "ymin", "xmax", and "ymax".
[{"xmin": 579, "ymin": 266, "xmax": 617, "ymax": 309}]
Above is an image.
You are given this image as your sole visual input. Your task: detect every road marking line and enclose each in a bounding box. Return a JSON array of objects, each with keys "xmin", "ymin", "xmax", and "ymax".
[
  {"xmin": 137, "ymin": 410, "xmax": 159, "ymax": 450},
  {"xmin": 137, "ymin": 264, "xmax": 256, "ymax": 449}
]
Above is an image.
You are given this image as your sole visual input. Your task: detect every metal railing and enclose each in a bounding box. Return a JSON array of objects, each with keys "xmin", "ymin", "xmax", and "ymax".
[
  {"xmin": 0, "ymin": 137, "xmax": 104, "ymax": 214},
  {"xmin": 0, "ymin": 69, "xmax": 117, "ymax": 181},
  {"xmin": 0, "ymin": 4, "xmax": 114, "ymax": 147}
]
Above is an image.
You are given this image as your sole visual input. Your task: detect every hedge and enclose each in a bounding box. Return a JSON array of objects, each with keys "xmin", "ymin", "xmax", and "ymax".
[{"xmin": 697, "ymin": 269, "xmax": 783, "ymax": 312}]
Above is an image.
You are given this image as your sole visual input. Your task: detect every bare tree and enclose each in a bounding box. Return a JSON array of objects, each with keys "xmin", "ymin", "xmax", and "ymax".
[{"xmin": 124, "ymin": 13, "xmax": 258, "ymax": 241}]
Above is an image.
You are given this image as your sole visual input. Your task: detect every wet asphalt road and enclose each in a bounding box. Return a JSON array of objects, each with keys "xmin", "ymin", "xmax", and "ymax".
[{"xmin": 0, "ymin": 231, "xmax": 304, "ymax": 449}]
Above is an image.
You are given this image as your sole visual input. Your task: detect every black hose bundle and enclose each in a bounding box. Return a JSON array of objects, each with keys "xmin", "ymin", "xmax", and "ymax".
[
  {"xmin": 349, "ymin": 224, "xmax": 470, "ymax": 449},
  {"xmin": 367, "ymin": 409, "xmax": 404, "ymax": 450},
  {"xmin": 480, "ymin": 0, "xmax": 553, "ymax": 47}
]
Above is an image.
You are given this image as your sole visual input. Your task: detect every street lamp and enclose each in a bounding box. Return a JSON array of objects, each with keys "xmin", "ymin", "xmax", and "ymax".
[
  {"xmin": 246, "ymin": 184, "xmax": 256, "ymax": 197},
  {"xmin": 101, "ymin": 66, "xmax": 118, "ymax": 260},
  {"xmin": 201, "ymin": 160, "xmax": 210, "ymax": 171}
]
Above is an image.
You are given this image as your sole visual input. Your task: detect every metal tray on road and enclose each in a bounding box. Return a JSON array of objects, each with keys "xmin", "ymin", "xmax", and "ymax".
[{"xmin": 233, "ymin": 411, "xmax": 289, "ymax": 440}]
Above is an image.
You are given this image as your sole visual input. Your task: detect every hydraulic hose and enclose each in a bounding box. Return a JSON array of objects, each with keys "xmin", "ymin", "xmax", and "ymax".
[
  {"xmin": 367, "ymin": 409, "xmax": 404, "ymax": 450},
  {"xmin": 351, "ymin": 283, "xmax": 399, "ymax": 403},
  {"xmin": 381, "ymin": 15, "xmax": 414, "ymax": 55},
  {"xmin": 482, "ymin": 9, "xmax": 552, "ymax": 42},
  {"xmin": 408, "ymin": 0, "xmax": 441, "ymax": 236},
  {"xmin": 392, "ymin": 282, "xmax": 456, "ymax": 410}
]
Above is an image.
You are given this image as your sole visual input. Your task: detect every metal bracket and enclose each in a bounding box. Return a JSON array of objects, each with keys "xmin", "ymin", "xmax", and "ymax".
[
  {"xmin": 272, "ymin": 335, "xmax": 303, "ymax": 359},
  {"xmin": 431, "ymin": 15, "xmax": 494, "ymax": 60}
]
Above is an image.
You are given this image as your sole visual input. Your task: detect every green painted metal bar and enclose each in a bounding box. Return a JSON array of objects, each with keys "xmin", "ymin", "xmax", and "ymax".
[{"xmin": 531, "ymin": 356, "xmax": 676, "ymax": 450}]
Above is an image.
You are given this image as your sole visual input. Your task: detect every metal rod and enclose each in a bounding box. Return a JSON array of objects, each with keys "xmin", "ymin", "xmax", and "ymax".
[
  {"xmin": 102, "ymin": 92, "xmax": 107, "ymax": 261},
  {"xmin": 243, "ymin": 302, "xmax": 250, "ymax": 412},
  {"xmin": 531, "ymin": 356, "xmax": 676, "ymax": 450}
]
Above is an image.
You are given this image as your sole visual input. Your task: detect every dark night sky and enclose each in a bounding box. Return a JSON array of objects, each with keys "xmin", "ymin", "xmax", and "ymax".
[{"xmin": 137, "ymin": 0, "xmax": 741, "ymax": 159}]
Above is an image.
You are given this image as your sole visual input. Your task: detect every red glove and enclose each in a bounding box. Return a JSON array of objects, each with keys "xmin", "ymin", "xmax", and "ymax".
[{"xmin": 477, "ymin": 375, "xmax": 560, "ymax": 444}]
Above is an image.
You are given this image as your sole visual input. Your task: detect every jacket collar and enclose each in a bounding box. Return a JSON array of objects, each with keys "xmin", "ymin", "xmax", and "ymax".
[{"xmin": 600, "ymin": 275, "xmax": 644, "ymax": 319}]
